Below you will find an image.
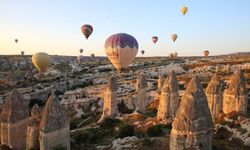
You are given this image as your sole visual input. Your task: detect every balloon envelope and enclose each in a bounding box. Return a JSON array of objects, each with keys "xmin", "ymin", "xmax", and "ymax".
[
  {"xmin": 91, "ymin": 53, "xmax": 95, "ymax": 58},
  {"xmin": 81, "ymin": 24, "xmax": 93, "ymax": 39},
  {"xmin": 204, "ymin": 50, "xmax": 209, "ymax": 57},
  {"xmin": 181, "ymin": 6, "xmax": 188, "ymax": 15},
  {"xmin": 32, "ymin": 52, "xmax": 50, "ymax": 73},
  {"xmin": 169, "ymin": 53, "xmax": 174, "ymax": 59},
  {"xmin": 15, "ymin": 39, "xmax": 18, "ymax": 43},
  {"xmin": 141, "ymin": 50, "xmax": 145, "ymax": 55},
  {"xmin": 21, "ymin": 51, "xmax": 24, "ymax": 56},
  {"xmin": 173, "ymin": 52, "xmax": 178, "ymax": 58},
  {"xmin": 152, "ymin": 36, "xmax": 158, "ymax": 44},
  {"xmin": 105, "ymin": 33, "xmax": 139, "ymax": 71},
  {"xmin": 171, "ymin": 34, "xmax": 178, "ymax": 42},
  {"xmin": 79, "ymin": 48, "xmax": 83, "ymax": 53}
]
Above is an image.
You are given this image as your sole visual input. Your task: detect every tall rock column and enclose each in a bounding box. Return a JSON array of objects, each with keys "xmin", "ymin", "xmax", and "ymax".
[
  {"xmin": 170, "ymin": 76, "xmax": 213, "ymax": 150},
  {"xmin": 136, "ymin": 74, "xmax": 147, "ymax": 113},
  {"xmin": 39, "ymin": 92, "xmax": 70, "ymax": 150},
  {"xmin": 223, "ymin": 70, "xmax": 248, "ymax": 115},
  {"xmin": 0, "ymin": 89, "xmax": 29, "ymax": 150},
  {"xmin": 98, "ymin": 76, "xmax": 118, "ymax": 123},
  {"xmin": 206, "ymin": 74, "xmax": 223, "ymax": 122},
  {"xmin": 157, "ymin": 71, "xmax": 179, "ymax": 120},
  {"xmin": 157, "ymin": 74, "xmax": 165, "ymax": 92},
  {"xmin": 26, "ymin": 104, "xmax": 42, "ymax": 150}
]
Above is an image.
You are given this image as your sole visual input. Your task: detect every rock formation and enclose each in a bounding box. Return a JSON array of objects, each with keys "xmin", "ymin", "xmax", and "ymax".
[
  {"xmin": 206, "ymin": 74, "xmax": 224, "ymax": 121},
  {"xmin": 157, "ymin": 71, "xmax": 179, "ymax": 120},
  {"xmin": 39, "ymin": 92, "xmax": 70, "ymax": 150},
  {"xmin": 98, "ymin": 76, "xmax": 118, "ymax": 123},
  {"xmin": 136, "ymin": 73, "xmax": 147, "ymax": 113},
  {"xmin": 157, "ymin": 74, "xmax": 165, "ymax": 92},
  {"xmin": 1, "ymin": 89, "xmax": 29, "ymax": 149},
  {"xmin": 170, "ymin": 76, "xmax": 213, "ymax": 150},
  {"xmin": 26, "ymin": 104, "xmax": 42, "ymax": 150},
  {"xmin": 223, "ymin": 70, "xmax": 248, "ymax": 115}
]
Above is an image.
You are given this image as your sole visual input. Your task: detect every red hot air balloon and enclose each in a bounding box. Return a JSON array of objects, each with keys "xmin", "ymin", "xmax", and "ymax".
[
  {"xmin": 81, "ymin": 24, "xmax": 93, "ymax": 39},
  {"xmin": 152, "ymin": 36, "xmax": 158, "ymax": 44},
  {"xmin": 105, "ymin": 33, "xmax": 139, "ymax": 71}
]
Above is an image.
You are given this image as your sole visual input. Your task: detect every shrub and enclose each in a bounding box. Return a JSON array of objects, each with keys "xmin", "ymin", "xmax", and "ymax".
[
  {"xmin": 100, "ymin": 118, "xmax": 121, "ymax": 129},
  {"xmin": 147, "ymin": 124, "xmax": 163, "ymax": 137},
  {"xmin": 118, "ymin": 123, "xmax": 134, "ymax": 138}
]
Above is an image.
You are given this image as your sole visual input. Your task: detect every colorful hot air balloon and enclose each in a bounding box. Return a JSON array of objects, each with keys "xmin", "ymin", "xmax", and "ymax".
[
  {"xmin": 181, "ymin": 6, "xmax": 188, "ymax": 15},
  {"xmin": 14, "ymin": 39, "xmax": 18, "ymax": 43},
  {"xmin": 79, "ymin": 48, "xmax": 83, "ymax": 53},
  {"xmin": 171, "ymin": 34, "xmax": 178, "ymax": 42},
  {"xmin": 141, "ymin": 50, "xmax": 145, "ymax": 55},
  {"xmin": 204, "ymin": 50, "xmax": 209, "ymax": 57},
  {"xmin": 78, "ymin": 55, "xmax": 84, "ymax": 63},
  {"xmin": 21, "ymin": 51, "xmax": 24, "ymax": 56},
  {"xmin": 105, "ymin": 33, "xmax": 138, "ymax": 71},
  {"xmin": 32, "ymin": 52, "xmax": 50, "ymax": 73},
  {"xmin": 81, "ymin": 24, "xmax": 93, "ymax": 39},
  {"xmin": 152, "ymin": 36, "xmax": 158, "ymax": 44}
]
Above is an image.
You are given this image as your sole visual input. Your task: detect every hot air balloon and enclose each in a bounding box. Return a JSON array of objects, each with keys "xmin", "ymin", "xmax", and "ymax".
[
  {"xmin": 81, "ymin": 24, "xmax": 93, "ymax": 39},
  {"xmin": 78, "ymin": 55, "xmax": 84, "ymax": 63},
  {"xmin": 171, "ymin": 34, "xmax": 178, "ymax": 42},
  {"xmin": 14, "ymin": 39, "xmax": 18, "ymax": 43},
  {"xmin": 32, "ymin": 52, "xmax": 50, "ymax": 73},
  {"xmin": 79, "ymin": 48, "xmax": 83, "ymax": 53},
  {"xmin": 204, "ymin": 50, "xmax": 209, "ymax": 57},
  {"xmin": 141, "ymin": 50, "xmax": 145, "ymax": 55},
  {"xmin": 173, "ymin": 52, "xmax": 178, "ymax": 58},
  {"xmin": 105, "ymin": 33, "xmax": 138, "ymax": 71},
  {"xmin": 169, "ymin": 53, "xmax": 174, "ymax": 59},
  {"xmin": 152, "ymin": 36, "xmax": 158, "ymax": 44},
  {"xmin": 90, "ymin": 53, "xmax": 95, "ymax": 58},
  {"xmin": 181, "ymin": 6, "xmax": 188, "ymax": 15},
  {"xmin": 21, "ymin": 51, "xmax": 24, "ymax": 56}
]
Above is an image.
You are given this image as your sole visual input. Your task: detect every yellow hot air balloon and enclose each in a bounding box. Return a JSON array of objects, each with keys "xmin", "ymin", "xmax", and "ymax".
[
  {"xmin": 32, "ymin": 52, "xmax": 50, "ymax": 73},
  {"xmin": 171, "ymin": 34, "xmax": 178, "ymax": 42},
  {"xmin": 181, "ymin": 6, "xmax": 188, "ymax": 15}
]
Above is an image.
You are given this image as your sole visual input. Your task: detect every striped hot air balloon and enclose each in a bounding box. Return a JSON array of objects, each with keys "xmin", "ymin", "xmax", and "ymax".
[
  {"xmin": 81, "ymin": 24, "xmax": 93, "ymax": 39},
  {"xmin": 105, "ymin": 33, "xmax": 138, "ymax": 71}
]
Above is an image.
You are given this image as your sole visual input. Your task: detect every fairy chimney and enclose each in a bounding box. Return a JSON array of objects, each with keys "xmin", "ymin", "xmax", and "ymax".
[
  {"xmin": 136, "ymin": 73, "xmax": 147, "ymax": 113},
  {"xmin": 39, "ymin": 92, "xmax": 70, "ymax": 150},
  {"xmin": 206, "ymin": 74, "xmax": 224, "ymax": 121},
  {"xmin": 157, "ymin": 74, "xmax": 165, "ymax": 92},
  {"xmin": 26, "ymin": 104, "xmax": 42, "ymax": 150},
  {"xmin": 157, "ymin": 71, "xmax": 179, "ymax": 120},
  {"xmin": 98, "ymin": 76, "xmax": 118, "ymax": 123},
  {"xmin": 170, "ymin": 76, "xmax": 213, "ymax": 150},
  {"xmin": 1, "ymin": 89, "xmax": 29, "ymax": 150},
  {"xmin": 223, "ymin": 70, "xmax": 248, "ymax": 115}
]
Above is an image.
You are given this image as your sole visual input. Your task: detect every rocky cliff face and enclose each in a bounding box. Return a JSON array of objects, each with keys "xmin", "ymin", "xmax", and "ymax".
[
  {"xmin": 206, "ymin": 74, "xmax": 224, "ymax": 122},
  {"xmin": 157, "ymin": 71, "xmax": 179, "ymax": 121},
  {"xmin": 223, "ymin": 70, "xmax": 248, "ymax": 115},
  {"xmin": 170, "ymin": 76, "xmax": 213, "ymax": 150}
]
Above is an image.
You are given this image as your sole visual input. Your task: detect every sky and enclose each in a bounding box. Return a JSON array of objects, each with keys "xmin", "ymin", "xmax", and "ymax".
[{"xmin": 0, "ymin": 0, "xmax": 250, "ymax": 56}]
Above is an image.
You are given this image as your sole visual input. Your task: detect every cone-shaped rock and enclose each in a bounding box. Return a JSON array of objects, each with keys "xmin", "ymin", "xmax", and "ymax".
[
  {"xmin": 26, "ymin": 104, "xmax": 42, "ymax": 150},
  {"xmin": 39, "ymin": 92, "xmax": 70, "ymax": 150},
  {"xmin": 98, "ymin": 76, "xmax": 118, "ymax": 123},
  {"xmin": 136, "ymin": 73, "xmax": 147, "ymax": 113},
  {"xmin": 157, "ymin": 71, "xmax": 179, "ymax": 120},
  {"xmin": 1, "ymin": 89, "xmax": 29, "ymax": 149},
  {"xmin": 223, "ymin": 70, "xmax": 248, "ymax": 114},
  {"xmin": 206, "ymin": 74, "xmax": 223, "ymax": 121},
  {"xmin": 170, "ymin": 76, "xmax": 213, "ymax": 150}
]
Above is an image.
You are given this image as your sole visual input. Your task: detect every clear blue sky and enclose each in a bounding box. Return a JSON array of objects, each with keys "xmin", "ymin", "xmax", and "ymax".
[{"xmin": 0, "ymin": 0, "xmax": 250, "ymax": 56}]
